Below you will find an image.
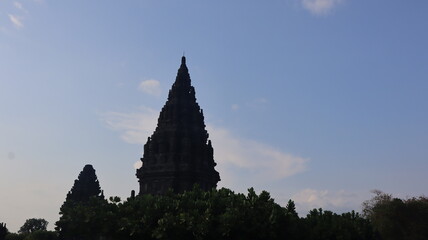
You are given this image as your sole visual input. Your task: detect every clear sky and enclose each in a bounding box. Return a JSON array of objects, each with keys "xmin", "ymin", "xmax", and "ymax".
[{"xmin": 1, "ymin": 0, "xmax": 427, "ymax": 232}]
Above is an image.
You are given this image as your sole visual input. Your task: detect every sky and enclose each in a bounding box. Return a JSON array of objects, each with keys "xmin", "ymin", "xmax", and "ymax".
[{"xmin": 1, "ymin": 0, "xmax": 428, "ymax": 232}]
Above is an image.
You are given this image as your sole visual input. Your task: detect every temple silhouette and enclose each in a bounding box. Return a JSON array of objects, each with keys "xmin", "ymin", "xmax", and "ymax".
[
  {"xmin": 136, "ymin": 56, "xmax": 220, "ymax": 195},
  {"xmin": 65, "ymin": 164, "xmax": 104, "ymax": 202}
]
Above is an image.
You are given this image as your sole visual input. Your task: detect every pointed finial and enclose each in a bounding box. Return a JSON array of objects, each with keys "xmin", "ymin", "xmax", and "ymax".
[{"xmin": 181, "ymin": 55, "xmax": 186, "ymax": 64}]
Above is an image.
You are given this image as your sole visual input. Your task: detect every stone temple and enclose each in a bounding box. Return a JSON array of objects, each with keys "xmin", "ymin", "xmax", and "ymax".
[{"xmin": 136, "ymin": 56, "xmax": 220, "ymax": 195}]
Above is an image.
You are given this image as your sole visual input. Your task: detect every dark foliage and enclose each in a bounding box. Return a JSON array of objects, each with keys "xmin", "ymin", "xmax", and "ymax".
[
  {"xmin": 56, "ymin": 197, "xmax": 116, "ymax": 240},
  {"xmin": 0, "ymin": 223, "xmax": 8, "ymax": 240},
  {"xmin": 56, "ymin": 186, "xmax": 376, "ymax": 240},
  {"xmin": 3, "ymin": 218, "xmax": 56, "ymax": 240},
  {"xmin": 24, "ymin": 231, "xmax": 57, "ymax": 240},
  {"xmin": 363, "ymin": 190, "xmax": 428, "ymax": 240},
  {"xmin": 18, "ymin": 219, "xmax": 48, "ymax": 235},
  {"xmin": 4, "ymin": 233, "xmax": 24, "ymax": 240},
  {"xmin": 300, "ymin": 209, "xmax": 375, "ymax": 240},
  {"xmin": 5, "ymin": 231, "xmax": 57, "ymax": 240}
]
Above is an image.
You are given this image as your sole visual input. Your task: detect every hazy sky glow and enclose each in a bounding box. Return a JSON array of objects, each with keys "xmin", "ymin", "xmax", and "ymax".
[{"xmin": 1, "ymin": 0, "xmax": 428, "ymax": 232}]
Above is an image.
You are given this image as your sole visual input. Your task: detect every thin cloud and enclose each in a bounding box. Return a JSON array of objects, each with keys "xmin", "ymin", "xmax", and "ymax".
[
  {"xmin": 14, "ymin": 2, "xmax": 23, "ymax": 10},
  {"xmin": 101, "ymin": 107, "xmax": 158, "ymax": 144},
  {"xmin": 138, "ymin": 79, "xmax": 161, "ymax": 96},
  {"xmin": 101, "ymin": 107, "xmax": 308, "ymax": 185},
  {"xmin": 13, "ymin": 1, "xmax": 28, "ymax": 13},
  {"xmin": 256, "ymin": 97, "xmax": 268, "ymax": 104},
  {"xmin": 8, "ymin": 14, "xmax": 23, "ymax": 28},
  {"xmin": 293, "ymin": 188, "xmax": 363, "ymax": 214},
  {"xmin": 246, "ymin": 97, "xmax": 269, "ymax": 109},
  {"xmin": 301, "ymin": 0, "xmax": 343, "ymax": 15},
  {"xmin": 208, "ymin": 125, "xmax": 307, "ymax": 182},
  {"xmin": 134, "ymin": 161, "xmax": 142, "ymax": 169}
]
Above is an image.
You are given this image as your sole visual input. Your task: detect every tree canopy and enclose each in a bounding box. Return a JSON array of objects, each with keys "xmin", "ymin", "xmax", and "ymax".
[
  {"xmin": 362, "ymin": 190, "xmax": 428, "ymax": 240},
  {"xmin": 55, "ymin": 186, "xmax": 376, "ymax": 240},
  {"xmin": 4, "ymin": 187, "xmax": 427, "ymax": 240},
  {"xmin": 18, "ymin": 219, "xmax": 48, "ymax": 235}
]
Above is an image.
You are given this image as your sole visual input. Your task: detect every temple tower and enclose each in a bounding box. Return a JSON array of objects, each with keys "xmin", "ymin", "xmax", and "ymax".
[
  {"xmin": 136, "ymin": 56, "xmax": 220, "ymax": 195},
  {"xmin": 65, "ymin": 164, "xmax": 104, "ymax": 202}
]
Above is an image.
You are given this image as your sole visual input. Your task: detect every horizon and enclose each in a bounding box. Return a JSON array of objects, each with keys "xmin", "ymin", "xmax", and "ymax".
[{"xmin": 1, "ymin": 0, "xmax": 428, "ymax": 232}]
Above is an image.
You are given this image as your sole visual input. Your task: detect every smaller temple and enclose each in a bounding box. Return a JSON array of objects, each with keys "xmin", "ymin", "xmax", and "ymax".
[
  {"xmin": 136, "ymin": 57, "xmax": 220, "ymax": 195},
  {"xmin": 65, "ymin": 164, "xmax": 104, "ymax": 202}
]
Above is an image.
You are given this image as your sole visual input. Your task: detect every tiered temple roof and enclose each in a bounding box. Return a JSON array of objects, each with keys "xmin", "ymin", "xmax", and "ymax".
[
  {"xmin": 66, "ymin": 164, "xmax": 104, "ymax": 202},
  {"xmin": 136, "ymin": 57, "xmax": 220, "ymax": 194}
]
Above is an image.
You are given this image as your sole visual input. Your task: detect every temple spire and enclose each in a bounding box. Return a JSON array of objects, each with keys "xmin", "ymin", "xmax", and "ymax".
[
  {"xmin": 65, "ymin": 164, "xmax": 104, "ymax": 202},
  {"xmin": 136, "ymin": 57, "xmax": 220, "ymax": 195},
  {"xmin": 173, "ymin": 55, "xmax": 190, "ymax": 87}
]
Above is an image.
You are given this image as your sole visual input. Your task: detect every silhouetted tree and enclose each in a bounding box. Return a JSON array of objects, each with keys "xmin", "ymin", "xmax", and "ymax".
[
  {"xmin": 0, "ymin": 223, "xmax": 8, "ymax": 240},
  {"xmin": 362, "ymin": 190, "xmax": 428, "ymax": 240},
  {"xmin": 281, "ymin": 200, "xmax": 301, "ymax": 239},
  {"xmin": 54, "ymin": 184, "xmax": 380, "ymax": 240},
  {"xmin": 285, "ymin": 199, "xmax": 298, "ymax": 218},
  {"xmin": 114, "ymin": 186, "xmax": 288, "ymax": 240},
  {"xmin": 18, "ymin": 219, "xmax": 48, "ymax": 234},
  {"xmin": 56, "ymin": 197, "xmax": 117, "ymax": 240},
  {"xmin": 300, "ymin": 208, "xmax": 375, "ymax": 240}
]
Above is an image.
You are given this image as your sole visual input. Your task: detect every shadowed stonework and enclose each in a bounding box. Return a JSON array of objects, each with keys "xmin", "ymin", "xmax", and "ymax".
[
  {"xmin": 136, "ymin": 57, "xmax": 220, "ymax": 195},
  {"xmin": 66, "ymin": 164, "xmax": 104, "ymax": 202}
]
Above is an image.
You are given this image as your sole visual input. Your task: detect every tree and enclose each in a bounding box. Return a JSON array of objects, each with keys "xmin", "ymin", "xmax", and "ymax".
[
  {"xmin": 18, "ymin": 219, "xmax": 48, "ymax": 234},
  {"xmin": 285, "ymin": 200, "xmax": 298, "ymax": 218},
  {"xmin": 0, "ymin": 223, "xmax": 8, "ymax": 240},
  {"xmin": 301, "ymin": 208, "xmax": 375, "ymax": 240},
  {"xmin": 56, "ymin": 197, "xmax": 116, "ymax": 240},
  {"xmin": 53, "ymin": 185, "xmax": 381, "ymax": 240},
  {"xmin": 362, "ymin": 190, "xmax": 428, "ymax": 240},
  {"xmin": 111, "ymin": 186, "xmax": 286, "ymax": 240}
]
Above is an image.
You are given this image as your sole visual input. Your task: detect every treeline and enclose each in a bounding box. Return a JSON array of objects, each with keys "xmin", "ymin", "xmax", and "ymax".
[
  {"xmin": 2, "ymin": 187, "xmax": 427, "ymax": 240},
  {"xmin": 1, "ymin": 219, "xmax": 56, "ymax": 240},
  {"xmin": 56, "ymin": 187, "xmax": 373, "ymax": 240}
]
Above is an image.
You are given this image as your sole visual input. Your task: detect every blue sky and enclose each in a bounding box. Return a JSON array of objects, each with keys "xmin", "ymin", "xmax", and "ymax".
[{"xmin": 1, "ymin": 0, "xmax": 427, "ymax": 232}]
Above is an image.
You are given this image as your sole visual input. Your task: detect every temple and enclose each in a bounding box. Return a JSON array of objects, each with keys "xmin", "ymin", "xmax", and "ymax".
[
  {"xmin": 65, "ymin": 164, "xmax": 104, "ymax": 202},
  {"xmin": 136, "ymin": 56, "xmax": 220, "ymax": 195}
]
